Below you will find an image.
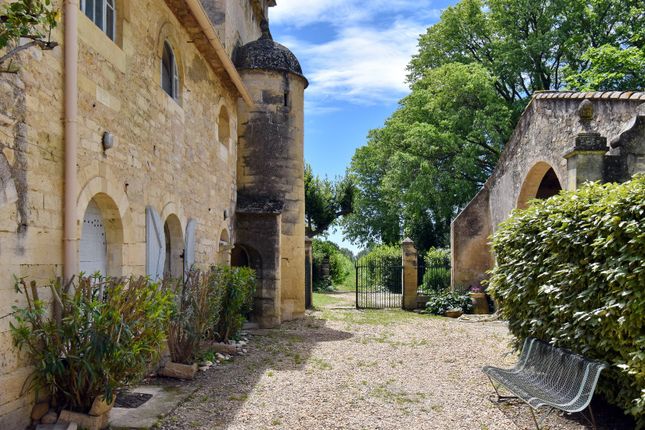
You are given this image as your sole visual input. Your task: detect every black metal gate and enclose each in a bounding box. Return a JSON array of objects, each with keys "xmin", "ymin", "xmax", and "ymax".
[{"xmin": 355, "ymin": 256, "xmax": 403, "ymax": 309}]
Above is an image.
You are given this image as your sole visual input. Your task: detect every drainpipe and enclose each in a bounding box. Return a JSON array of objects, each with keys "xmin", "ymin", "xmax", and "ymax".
[{"xmin": 63, "ymin": 0, "xmax": 79, "ymax": 283}]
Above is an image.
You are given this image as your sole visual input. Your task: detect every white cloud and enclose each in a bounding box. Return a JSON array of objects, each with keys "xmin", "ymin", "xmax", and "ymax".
[
  {"xmin": 269, "ymin": 1, "xmax": 443, "ymax": 111},
  {"xmin": 282, "ymin": 19, "xmax": 428, "ymax": 107},
  {"xmin": 271, "ymin": 0, "xmax": 441, "ymax": 28}
]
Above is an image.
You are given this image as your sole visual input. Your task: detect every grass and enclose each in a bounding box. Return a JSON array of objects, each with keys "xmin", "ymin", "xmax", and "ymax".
[{"xmin": 312, "ymin": 292, "xmax": 346, "ymax": 308}]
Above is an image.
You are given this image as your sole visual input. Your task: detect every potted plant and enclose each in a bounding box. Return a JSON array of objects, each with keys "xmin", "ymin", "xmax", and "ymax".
[
  {"xmin": 469, "ymin": 284, "xmax": 489, "ymax": 314},
  {"xmin": 11, "ymin": 275, "xmax": 173, "ymax": 429}
]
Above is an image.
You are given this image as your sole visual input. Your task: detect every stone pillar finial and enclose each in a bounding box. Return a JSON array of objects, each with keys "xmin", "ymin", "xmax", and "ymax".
[{"xmin": 401, "ymin": 238, "xmax": 418, "ymax": 310}]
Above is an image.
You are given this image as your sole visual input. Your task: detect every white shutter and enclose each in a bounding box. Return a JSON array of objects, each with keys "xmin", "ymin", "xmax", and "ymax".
[
  {"xmin": 146, "ymin": 206, "xmax": 166, "ymax": 281},
  {"xmin": 184, "ymin": 218, "xmax": 197, "ymax": 278}
]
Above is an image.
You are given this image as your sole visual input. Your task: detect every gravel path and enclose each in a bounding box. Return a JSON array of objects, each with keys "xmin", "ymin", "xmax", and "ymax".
[{"xmin": 157, "ymin": 293, "xmax": 609, "ymax": 430}]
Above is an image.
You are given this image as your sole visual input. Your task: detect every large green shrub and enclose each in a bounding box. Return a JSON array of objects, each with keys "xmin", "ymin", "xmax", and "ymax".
[
  {"xmin": 488, "ymin": 176, "xmax": 645, "ymax": 424},
  {"xmin": 10, "ymin": 276, "xmax": 173, "ymax": 412},
  {"xmin": 214, "ymin": 266, "xmax": 256, "ymax": 341},
  {"xmin": 359, "ymin": 245, "xmax": 401, "ymax": 293},
  {"xmin": 421, "ymin": 248, "xmax": 451, "ymax": 293},
  {"xmin": 312, "ymin": 240, "xmax": 352, "ymax": 291}
]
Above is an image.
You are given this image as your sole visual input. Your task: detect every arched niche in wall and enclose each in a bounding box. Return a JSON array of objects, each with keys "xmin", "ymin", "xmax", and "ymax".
[
  {"xmin": 79, "ymin": 193, "xmax": 124, "ymax": 277},
  {"xmin": 218, "ymin": 105, "xmax": 231, "ymax": 148},
  {"xmin": 164, "ymin": 214, "xmax": 184, "ymax": 279},
  {"xmin": 517, "ymin": 161, "xmax": 563, "ymax": 209}
]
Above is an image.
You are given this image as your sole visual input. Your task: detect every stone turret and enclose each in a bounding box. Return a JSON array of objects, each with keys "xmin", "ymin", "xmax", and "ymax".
[{"xmin": 234, "ymin": 20, "xmax": 308, "ymax": 326}]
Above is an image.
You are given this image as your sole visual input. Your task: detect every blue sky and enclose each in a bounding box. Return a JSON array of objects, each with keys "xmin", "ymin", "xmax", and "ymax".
[{"xmin": 269, "ymin": 1, "xmax": 456, "ymax": 254}]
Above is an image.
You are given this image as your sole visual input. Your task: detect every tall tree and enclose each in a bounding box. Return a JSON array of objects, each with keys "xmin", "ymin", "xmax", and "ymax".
[
  {"xmin": 346, "ymin": 0, "xmax": 644, "ymax": 251},
  {"xmin": 305, "ymin": 164, "xmax": 353, "ymax": 237}
]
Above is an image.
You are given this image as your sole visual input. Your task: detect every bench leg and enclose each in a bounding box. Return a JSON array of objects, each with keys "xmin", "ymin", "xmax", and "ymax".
[
  {"xmin": 486, "ymin": 375, "xmax": 517, "ymax": 402},
  {"xmin": 529, "ymin": 407, "xmax": 555, "ymax": 430}
]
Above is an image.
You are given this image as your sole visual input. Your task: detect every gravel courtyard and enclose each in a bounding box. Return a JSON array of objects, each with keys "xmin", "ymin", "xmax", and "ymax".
[{"xmin": 157, "ymin": 293, "xmax": 609, "ymax": 430}]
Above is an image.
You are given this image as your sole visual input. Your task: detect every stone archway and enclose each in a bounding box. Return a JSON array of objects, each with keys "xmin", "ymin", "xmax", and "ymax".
[
  {"xmin": 79, "ymin": 193, "xmax": 124, "ymax": 277},
  {"xmin": 517, "ymin": 161, "xmax": 563, "ymax": 209}
]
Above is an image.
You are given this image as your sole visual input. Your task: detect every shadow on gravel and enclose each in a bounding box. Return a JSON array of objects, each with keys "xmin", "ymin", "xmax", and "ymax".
[
  {"xmin": 492, "ymin": 394, "xmax": 636, "ymax": 430},
  {"xmin": 157, "ymin": 314, "xmax": 353, "ymax": 430}
]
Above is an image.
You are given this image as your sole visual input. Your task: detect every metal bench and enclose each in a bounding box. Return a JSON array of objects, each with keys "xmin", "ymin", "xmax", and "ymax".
[{"xmin": 483, "ymin": 337, "xmax": 607, "ymax": 429}]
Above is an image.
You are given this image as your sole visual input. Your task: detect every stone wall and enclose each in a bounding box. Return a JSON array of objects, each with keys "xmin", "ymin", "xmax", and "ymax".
[
  {"xmin": 0, "ymin": 0, "xmax": 261, "ymax": 426},
  {"xmin": 451, "ymin": 92, "xmax": 645, "ymax": 289}
]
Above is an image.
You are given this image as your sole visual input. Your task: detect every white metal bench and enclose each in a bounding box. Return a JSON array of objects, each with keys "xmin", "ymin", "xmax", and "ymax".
[{"xmin": 483, "ymin": 337, "xmax": 607, "ymax": 429}]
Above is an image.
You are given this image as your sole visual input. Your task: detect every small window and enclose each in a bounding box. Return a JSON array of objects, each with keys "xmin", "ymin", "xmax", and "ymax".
[
  {"xmin": 80, "ymin": 0, "xmax": 116, "ymax": 41},
  {"xmin": 161, "ymin": 42, "xmax": 179, "ymax": 100}
]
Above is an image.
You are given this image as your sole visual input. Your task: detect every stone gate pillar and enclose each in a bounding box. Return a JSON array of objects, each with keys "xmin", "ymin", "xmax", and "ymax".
[
  {"xmin": 304, "ymin": 236, "xmax": 313, "ymax": 309},
  {"xmin": 564, "ymin": 132, "xmax": 609, "ymax": 190},
  {"xmin": 401, "ymin": 238, "xmax": 418, "ymax": 310}
]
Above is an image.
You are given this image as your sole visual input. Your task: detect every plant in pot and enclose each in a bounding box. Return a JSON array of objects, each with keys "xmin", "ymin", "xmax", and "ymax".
[
  {"xmin": 424, "ymin": 290, "xmax": 472, "ymax": 317},
  {"xmin": 469, "ymin": 283, "xmax": 489, "ymax": 314},
  {"xmin": 10, "ymin": 275, "xmax": 174, "ymax": 430},
  {"xmin": 162, "ymin": 269, "xmax": 223, "ymax": 379}
]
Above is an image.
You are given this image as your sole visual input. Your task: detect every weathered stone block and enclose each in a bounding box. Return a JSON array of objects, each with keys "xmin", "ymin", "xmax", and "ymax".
[
  {"xmin": 58, "ymin": 410, "xmax": 107, "ymax": 430},
  {"xmin": 158, "ymin": 362, "xmax": 198, "ymax": 380}
]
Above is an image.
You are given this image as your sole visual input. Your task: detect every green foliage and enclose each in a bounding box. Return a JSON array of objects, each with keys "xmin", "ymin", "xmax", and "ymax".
[
  {"xmin": 312, "ymin": 240, "xmax": 353, "ymax": 292},
  {"xmin": 10, "ymin": 275, "xmax": 173, "ymax": 412},
  {"xmin": 359, "ymin": 245, "xmax": 401, "ymax": 293},
  {"xmin": 305, "ymin": 163, "xmax": 354, "ymax": 237},
  {"xmin": 425, "ymin": 290, "xmax": 472, "ymax": 315},
  {"xmin": 488, "ymin": 176, "xmax": 645, "ymax": 424},
  {"xmin": 166, "ymin": 270, "xmax": 223, "ymax": 364},
  {"xmin": 345, "ymin": 62, "xmax": 511, "ymax": 250},
  {"xmin": 346, "ymin": 0, "xmax": 644, "ymax": 250},
  {"xmin": 214, "ymin": 266, "xmax": 256, "ymax": 342},
  {"xmin": 0, "ymin": 0, "xmax": 59, "ymax": 70},
  {"xmin": 421, "ymin": 248, "xmax": 451, "ymax": 293},
  {"xmin": 565, "ymin": 45, "xmax": 645, "ymax": 91}
]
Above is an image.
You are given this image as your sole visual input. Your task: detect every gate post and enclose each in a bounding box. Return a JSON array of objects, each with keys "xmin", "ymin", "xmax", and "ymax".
[
  {"xmin": 304, "ymin": 236, "xmax": 313, "ymax": 309},
  {"xmin": 401, "ymin": 238, "xmax": 418, "ymax": 310}
]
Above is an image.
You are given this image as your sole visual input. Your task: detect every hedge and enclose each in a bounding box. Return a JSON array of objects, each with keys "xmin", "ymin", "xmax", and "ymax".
[
  {"xmin": 488, "ymin": 176, "xmax": 644, "ymax": 425},
  {"xmin": 312, "ymin": 240, "xmax": 352, "ymax": 291},
  {"xmin": 421, "ymin": 248, "xmax": 451, "ymax": 293}
]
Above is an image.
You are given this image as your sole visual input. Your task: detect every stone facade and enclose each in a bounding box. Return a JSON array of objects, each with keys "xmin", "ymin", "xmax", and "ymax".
[
  {"xmin": 0, "ymin": 0, "xmax": 306, "ymax": 427},
  {"xmin": 452, "ymin": 91, "xmax": 645, "ymax": 290}
]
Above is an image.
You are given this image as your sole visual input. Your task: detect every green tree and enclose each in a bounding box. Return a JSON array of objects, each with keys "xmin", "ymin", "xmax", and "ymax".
[
  {"xmin": 305, "ymin": 163, "xmax": 353, "ymax": 237},
  {"xmin": 347, "ymin": 0, "xmax": 644, "ymax": 250},
  {"xmin": 344, "ymin": 63, "xmax": 511, "ymax": 249},
  {"xmin": 0, "ymin": 0, "xmax": 59, "ymax": 72}
]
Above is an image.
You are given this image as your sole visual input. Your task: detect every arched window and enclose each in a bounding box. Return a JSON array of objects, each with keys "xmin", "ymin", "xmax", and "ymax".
[
  {"xmin": 80, "ymin": 0, "xmax": 116, "ymax": 41},
  {"xmin": 161, "ymin": 42, "xmax": 179, "ymax": 100}
]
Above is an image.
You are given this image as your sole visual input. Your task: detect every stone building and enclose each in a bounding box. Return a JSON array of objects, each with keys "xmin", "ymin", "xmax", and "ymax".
[
  {"xmin": 452, "ymin": 91, "xmax": 645, "ymax": 289},
  {"xmin": 0, "ymin": 0, "xmax": 306, "ymax": 427}
]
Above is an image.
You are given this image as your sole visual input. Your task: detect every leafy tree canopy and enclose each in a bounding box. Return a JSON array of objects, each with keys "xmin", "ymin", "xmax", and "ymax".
[
  {"xmin": 305, "ymin": 164, "xmax": 354, "ymax": 237},
  {"xmin": 345, "ymin": 0, "xmax": 644, "ymax": 251}
]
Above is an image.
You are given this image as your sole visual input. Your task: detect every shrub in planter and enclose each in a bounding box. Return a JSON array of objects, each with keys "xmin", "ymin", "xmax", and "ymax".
[
  {"xmin": 424, "ymin": 290, "xmax": 472, "ymax": 315},
  {"xmin": 488, "ymin": 176, "xmax": 645, "ymax": 425},
  {"xmin": 10, "ymin": 275, "xmax": 173, "ymax": 413},
  {"xmin": 166, "ymin": 269, "xmax": 223, "ymax": 366},
  {"xmin": 213, "ymin": 266, "xmax": 256, "ymax": 342}
]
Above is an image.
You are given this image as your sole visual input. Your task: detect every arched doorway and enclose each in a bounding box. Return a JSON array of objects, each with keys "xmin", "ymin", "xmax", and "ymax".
[
  {"xmin": 517, "ymin": 162, "xmax": 563, "ymax": 209},
  {"xmin": 231, "ymin": 246, "xmax": 250, "ymax": 267},
  {"xmin": 79, "ymin": 193, "xmax": 124, "ymax": 276},
  {"xmin": 164, "ymin": 214, "xmax": 183, "ymax": 279}
]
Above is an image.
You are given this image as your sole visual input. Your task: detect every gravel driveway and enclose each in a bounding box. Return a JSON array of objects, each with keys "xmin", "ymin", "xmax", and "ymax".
[{"xmin": 157, "ymin": 293, "xmax": 615, "ymax": 430}]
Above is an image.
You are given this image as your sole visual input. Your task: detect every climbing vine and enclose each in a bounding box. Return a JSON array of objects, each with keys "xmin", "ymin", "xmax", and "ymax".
[{"xmin": 0, "ymin": 0, "xmax": 59, "ymax": 72}]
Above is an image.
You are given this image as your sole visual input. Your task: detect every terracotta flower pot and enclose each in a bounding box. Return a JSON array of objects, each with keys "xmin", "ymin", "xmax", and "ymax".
[{"xmin": 470, "ymin": 292, "xmax": 489, "ymax": 314}]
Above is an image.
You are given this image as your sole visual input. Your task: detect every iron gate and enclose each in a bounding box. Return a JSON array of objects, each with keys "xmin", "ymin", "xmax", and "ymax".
[{"xmin": 355, "ymin": 256, "xmax": 403, "ymax": 309}]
